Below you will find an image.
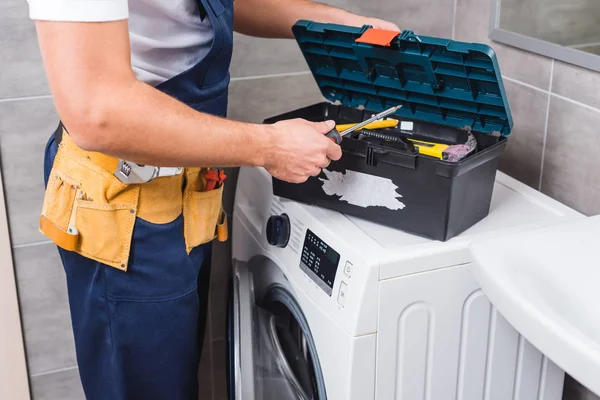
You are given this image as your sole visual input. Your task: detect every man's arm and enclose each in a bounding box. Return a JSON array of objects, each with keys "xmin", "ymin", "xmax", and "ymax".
[
  {"xmin": 234, "ymin": 0, "xmax": 400, "ymax": 39},
  {"xmin": 35, "ymin": 20, "xmax": 341, "ymax": 183}
]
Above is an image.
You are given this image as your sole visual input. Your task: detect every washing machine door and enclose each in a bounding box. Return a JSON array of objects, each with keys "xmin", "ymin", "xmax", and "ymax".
[{"xmin": 228, "ymin": 260, "xmax": 323, "ymax": 400}]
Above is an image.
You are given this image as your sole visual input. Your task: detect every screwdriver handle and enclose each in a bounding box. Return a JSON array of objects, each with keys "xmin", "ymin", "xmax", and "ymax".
[{"xmin": 325, "ymin": 128, "xmax": 342, "ymax": 145}]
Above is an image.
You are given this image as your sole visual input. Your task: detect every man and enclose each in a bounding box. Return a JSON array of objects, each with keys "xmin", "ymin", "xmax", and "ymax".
[{"xmin": 29, "ymin": 0, "xmax": 398, "ymax": 398}]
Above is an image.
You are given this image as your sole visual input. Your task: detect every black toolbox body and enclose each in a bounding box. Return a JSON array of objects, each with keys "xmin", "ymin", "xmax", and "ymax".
[{"xmin": 265, "ymin": 22, "xmax": 513, "ymax": 241}]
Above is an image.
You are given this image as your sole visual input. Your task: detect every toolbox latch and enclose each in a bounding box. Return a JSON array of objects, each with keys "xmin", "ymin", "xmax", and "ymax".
[{"xmin": 365, "ymin": 145, "xmax": 377, "ymax": 167}]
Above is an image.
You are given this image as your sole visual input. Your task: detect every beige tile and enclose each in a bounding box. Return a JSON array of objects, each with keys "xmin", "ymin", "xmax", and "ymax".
[
  {"xmin": 498, "ymin": 81, "xmax": 548, "ymax": 189},
  {"xmin": 13, "ymin": 243, "xmax": 77, "ymax": 375},
  {"xmin": 31, "ymin": 368, "xmax": 85, "ymax": 400},
  {"xmin": 0, "ymin": 0, "xmax": 50, "ymax": 99},
  {"xmin": 211, "ymin": 339, "xmax": 228, "ymax": 400},
  {"xmin": 454, "ymin": 0, "xmax": 553, "ymax": 89},
  {"xmin": 541, "ymin": 97, "xmax": 600, "ymax": 216},
  {"xmin": 227, "ymin": 73, "xmax": 324, "ymax": 123},
  {"xmin": 552, "ymin": 61, "xmax": 600, "ymax": 110},
  {"xmin": 0, "ymin": 98, "xmax": 58, "ymax": 246}
]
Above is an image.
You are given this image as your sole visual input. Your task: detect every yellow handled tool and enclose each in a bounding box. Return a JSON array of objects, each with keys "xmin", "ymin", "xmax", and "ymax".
[
  {"xmin": 336, "ymin": 119, "xmax": 398, "ymax": 132},
  {"xmin": 407, "ymin": 138, "xmax": 449, "ymax": 159}
]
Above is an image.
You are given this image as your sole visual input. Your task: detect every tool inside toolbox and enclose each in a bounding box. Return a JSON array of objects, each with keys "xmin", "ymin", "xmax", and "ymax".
[{"xmin": 338, "ymin": 115, "xmax": 487, "ymax": 162}]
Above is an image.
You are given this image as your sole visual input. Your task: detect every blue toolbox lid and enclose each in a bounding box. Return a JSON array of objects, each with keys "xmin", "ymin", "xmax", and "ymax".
[{"xmin": 292, "ymin": 21, "xmax": 513, "ymax": 136}]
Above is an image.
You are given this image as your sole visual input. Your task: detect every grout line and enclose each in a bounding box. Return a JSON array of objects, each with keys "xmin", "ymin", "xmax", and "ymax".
[
  {"xmin": 13, "ymin": 240, "xmax": 53, "ymax": 249},
  {"xmin": 230, "ymin": 70, "xmax": 311, "ymax": 82},
  {"xmin": 569, "ymin": 42, "xmax": 600, "ymax": 50},
  {"xmin": 502, "ymin": 75, "xmax": 549, "ymax": 94},
  {"xmin": 503, "ymin": 74, "xmax": 600, "ymax": 114},
  {"xmin": 0, "ymin": 94, "xmax": 52, "ymax": 104},
  {"xmin": 30, "ymin": 365, "xmax": 78, "ymax": 378},
  {"xmin": 451, "ymin": 0, "xmax": 458, "ymax": 40},
  {"xmin": 538, "ymin": 59, "xmax": 554, "ymax": 191},
  {"xmin": 550, "ymin": 92, "xmax": 600, "ymax": 114}
]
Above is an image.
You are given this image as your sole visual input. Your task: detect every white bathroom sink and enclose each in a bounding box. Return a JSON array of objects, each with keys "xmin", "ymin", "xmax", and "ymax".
[{"xmin": 470, "ymin": 215, "xmax": 600, "ymax": 396}]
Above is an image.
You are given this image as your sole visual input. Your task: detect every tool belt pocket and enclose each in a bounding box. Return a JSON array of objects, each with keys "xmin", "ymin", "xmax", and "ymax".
[
  {"xmin": 40, "ymin": 140, "xmax": 139, "ymax": 271},
  {"xmin": 183, "ymin": 168, "xmax": 226, "ymax": 253}
]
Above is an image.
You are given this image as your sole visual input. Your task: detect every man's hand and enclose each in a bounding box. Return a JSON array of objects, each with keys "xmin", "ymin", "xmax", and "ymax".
[
  {"xmin": 358, "ymin": 17, "xmax": 400, "ymax": 32},
  {"xmin": 263, "ymin": 119, "xmax": 342, "ymax": 183}
]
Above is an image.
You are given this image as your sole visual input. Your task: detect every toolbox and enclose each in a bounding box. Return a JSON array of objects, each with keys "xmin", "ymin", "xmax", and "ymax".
[{"xmin": 265, "ymin": 21, "xmax": 513, "ymax": 241}]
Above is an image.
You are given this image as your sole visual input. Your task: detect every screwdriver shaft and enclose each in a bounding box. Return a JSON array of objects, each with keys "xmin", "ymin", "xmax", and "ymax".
[{"xmin": 339, "ymin": 105, "xmax": 403, "ymax": 137}]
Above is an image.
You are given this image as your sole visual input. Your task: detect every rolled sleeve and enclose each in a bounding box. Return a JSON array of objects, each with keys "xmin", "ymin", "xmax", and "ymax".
[{"xmin": 28, "ymin": 0, "xmax": 128, "ymax": 22}]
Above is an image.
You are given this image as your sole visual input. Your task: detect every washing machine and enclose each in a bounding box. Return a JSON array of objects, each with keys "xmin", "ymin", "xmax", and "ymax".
[{"xmin": 228, "ymin": 166, "xmax": 583, "ymax": 400}]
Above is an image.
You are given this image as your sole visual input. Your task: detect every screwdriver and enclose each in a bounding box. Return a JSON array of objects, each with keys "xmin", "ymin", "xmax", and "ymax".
[{"xmin": 325, "ymin": 105, "xmax": 403, "ymax": 145}]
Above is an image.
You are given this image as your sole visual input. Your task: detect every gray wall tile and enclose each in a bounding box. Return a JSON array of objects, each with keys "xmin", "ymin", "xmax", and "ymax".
[
  {"xmin": 31, "ymin": 368, "xmax": 84, "ymax": 400},
  {"xmin": 230, "ymin": 34, "xmax": 306, "ymax": 79},
  {"xmin": 0, "ymin": 98, "xmax": 57, "ymax": 246},
  {"xmin": 227, "ymin": 73, "xmax": 324, "ymax": 123},
  {"xmin": 541, "ymin": 97, "xmax": 600, "ymax": 216},
  {"xmin": 326, "ymin": 0, "xmax": 453, "ymax": 37},
  {"xmin": 552, "ymin": 61, "xmax": 600, "ymax": 110},
  {"xmin": 498, "ymin": 81, "xmax": 548, "ymax": 189},
  {"xmin": 14, "ymin": 243, "xmax": 77, "ymax": 375},
  {"xmin": 0, "ymin": 0, "xmax": 49, "ymax": 99},
  {"xmin": 455, "ymin": 0, "xmax": 553, "ymax": 89}
]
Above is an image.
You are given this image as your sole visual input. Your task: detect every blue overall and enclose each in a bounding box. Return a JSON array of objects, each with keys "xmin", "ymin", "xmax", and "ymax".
[{"xmin": 42, "ymin": 0, "xmax": 233, "ymax": 399}]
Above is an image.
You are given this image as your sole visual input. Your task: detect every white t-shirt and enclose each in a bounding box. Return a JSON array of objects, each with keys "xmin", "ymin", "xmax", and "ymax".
[{"xmin": 27, "ymin": 0, "xmax": 215, "ymax": 87}]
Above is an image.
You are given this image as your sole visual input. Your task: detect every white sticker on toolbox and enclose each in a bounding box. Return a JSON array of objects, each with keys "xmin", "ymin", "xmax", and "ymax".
[{"xmin": 319, "ymin": 169, "xmax": 406, "ymax": 210}]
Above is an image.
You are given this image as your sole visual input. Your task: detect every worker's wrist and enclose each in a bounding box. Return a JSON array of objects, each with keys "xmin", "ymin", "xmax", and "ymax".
[{"xmin": 248, "ymin": 123, "xmax": 275, "ymax": 168}]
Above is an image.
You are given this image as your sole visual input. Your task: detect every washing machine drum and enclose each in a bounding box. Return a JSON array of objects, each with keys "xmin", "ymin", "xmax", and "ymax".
[{"xmin": 229, "ymin": 265, "xmax": 327, "ymax": 400}]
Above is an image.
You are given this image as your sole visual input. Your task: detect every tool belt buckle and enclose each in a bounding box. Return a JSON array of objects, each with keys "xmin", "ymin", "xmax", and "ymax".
[{"xmin": 115, "ymin": 160, "xmax": 183, "ymax": 184}]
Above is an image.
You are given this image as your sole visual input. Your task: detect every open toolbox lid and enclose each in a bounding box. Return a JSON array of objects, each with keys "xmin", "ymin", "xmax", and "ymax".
[{"xmin": 292, "ymin": 21, "xmax": 513, "ymax": 136}]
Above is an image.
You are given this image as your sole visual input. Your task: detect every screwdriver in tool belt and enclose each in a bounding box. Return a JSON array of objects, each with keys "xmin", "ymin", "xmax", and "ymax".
[{"xmin": 325, "ymin": 105, "xmax": 403, "ymax": 145}]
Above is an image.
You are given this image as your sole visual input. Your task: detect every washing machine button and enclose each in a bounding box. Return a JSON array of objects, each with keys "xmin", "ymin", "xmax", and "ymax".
[
  {"xmin": 343, "ymin": 261, "xmax": 353, "ymax": 278},
  {"xmin": 337, "ymin": 281, "xmax": 348, "ymax": 307}
]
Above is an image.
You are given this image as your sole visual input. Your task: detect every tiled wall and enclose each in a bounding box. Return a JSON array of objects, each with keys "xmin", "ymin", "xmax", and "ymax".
[{"xmin": 1, "ymin": 0, "xmax": 599, "ymax": 399}]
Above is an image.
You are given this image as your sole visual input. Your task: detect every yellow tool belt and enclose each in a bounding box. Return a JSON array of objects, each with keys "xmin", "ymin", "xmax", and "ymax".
[{"xmin": 40, "ymin": 129, "xmax": 227, "ymax": 271}]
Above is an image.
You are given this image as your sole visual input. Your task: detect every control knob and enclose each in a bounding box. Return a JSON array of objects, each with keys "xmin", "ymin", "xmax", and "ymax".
[{"xmin": 266, "ymin": 214, "xmax": 291, "ymax": 248}]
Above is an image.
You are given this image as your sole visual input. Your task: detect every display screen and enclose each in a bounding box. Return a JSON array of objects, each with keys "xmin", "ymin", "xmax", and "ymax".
[{"xmin": 300, "ymin": 230, "xmax": 340, "ymax": 295}]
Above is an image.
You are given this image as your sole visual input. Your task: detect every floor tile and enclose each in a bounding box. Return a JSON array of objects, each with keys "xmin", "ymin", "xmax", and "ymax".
[
  {"xmin": 454, "ymin": 0, "xmax": 553, "ymax": 90},
  {"xmin": 13, "ymin": 243, "xmax": 77, "ymax": 375},
  {"xmin": 0, "ymin": 98, "xmax": 58, "ymax": 246},
  {"xmin": 497, "ymin": 81, "xmax": 548, "ymax": 189},
  {"xmin": 0, "ymin": 0, "xmax": 50, "ymax": 99},
  {"xmin": 541, "ymin": 97, "xmax": 600, "ymax": 216},
  {"xmin": 552, "ymin": 61, "xmax": 600, "ymax": 110}
]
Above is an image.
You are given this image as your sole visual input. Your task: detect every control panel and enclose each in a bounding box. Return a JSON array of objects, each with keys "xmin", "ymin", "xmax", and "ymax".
[{"xmin": 299, "ymin": 229, "xmax": 341, "ymax": 297}]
